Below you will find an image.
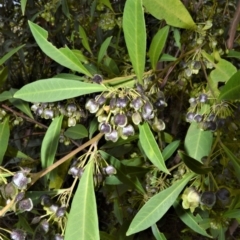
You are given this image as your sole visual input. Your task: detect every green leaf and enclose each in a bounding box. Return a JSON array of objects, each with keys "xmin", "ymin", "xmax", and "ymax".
[
  {"xmin": 218, "ymin": 71, "xmax": 240, "ymax": 100},
  {"xmin": 159, "ymin": 54, "xmax": 177, "ymax": 62},
  {"xmin": 65, "ymin": 160, "xmax": 99, "ymax": 240},
  {"xmin": 173, "ymin": 28, "xmax": 181, "ymax": 48},
  {"xmin": 184, "ymin": 122, "xmax": 213, "ymax": 162},
  {"xmin": 210, "ymin": 59, "xmax": 237, "ymax": 83},
  {"xmin": 149, "ymin": 26, "xmax": 169, "ymax": 70},
  {"xmin": 143, "ymin": 0, "xmax": 196, "ymax": 29},
  {"xmin": 151, "ymin": 224, "xmax": 167, "ymax": 240},
  {"xmin": 99, "ymin": 0, "xmax": 113, "ymax": 11},
  {"xmin": 79, "ymin": 26, "xmax": 92, "ymax": 54},
  {"xmin": 9, "ymin": 98, "xmax": 33, "ymax": 119},
  {"xmin": 89, "ymin": 118, "xmax": 98, "ymax": 139},
  {"xmin": 62, "ymin": 0, "xmax": 70, "ymax": 18},
  {"xmin": 20, "ymin": 0, "xmax": 27, "ymax": 15},
  {"xmin": 201, "ymin": 51, "xmax": 237, "ymax": 83},
  {"xmin": 41, "ymin": 116, "xmax": 63, "ymax": 181},
  {"xmin": 123, "ymin": 0, "xmax": 146, "ymax": 83},
  {"xmin": 54, "ymin": 73, "xmax": 86, "ymax": 81},
  {"xmin": 178, "ymin": 151, "xmax": 212, "ymax": 174},
  {"xmin": 223, "ymin": 209, "xmax": 240, "ymax": 219},
  {"xmin": 0, "ymin": 117, "xmax": 10, "ymax": 165},
  {"xmin": 0, "ymin": 90, "xmax": 13, "ymax": 102},
  {"xmin": 64, "ymin": 124, "xmax": 88, "ymax": 140},
  {"xmin": 221, "ymin": 144, "xmax": 240, "ymax": 181},
  {"xmin": 227, "ymin": 50, "xmax": 240, "ymax": 59},
  {"xmin": 0, "ymin": 44, "xmax": 25, "ymax": 65},
  {"xmin": 14, "ymin": 78, "xmax": 106, "ymax": 102},
  {"xmin": 173, "ymin": 200, "xmax": 212, "ymax": 238},
  {"xmin": 162, "ymin": 140, "xmax": 180, "ymax": 161},
  {"xmin": 126, "ymin": 172, "xmax": 195, "ymax": 235},
  {"xmin": 139, "ymin": 123, "xmax": 169, "ymax": 174},
  {"xmin": 0, "ymin": 66, "xmax": 8, "ymax": 88},
  {"xmin": 103, "ymin": 56, "xmax": 120, "ymax": 76},
  {"xmin": 99, "ymin": 151, "xmax": 146, "ymax": 194},
  {"xmin": 6, "ymin": 146, "xmax": 34, "ymax": 162},
  {"xmin": 28, "ymin": 21, "xmax": 91, "ymax": 76},
  {"xmin": 98, "ymin": 36, "xmax": 112, "ymax": 64}
]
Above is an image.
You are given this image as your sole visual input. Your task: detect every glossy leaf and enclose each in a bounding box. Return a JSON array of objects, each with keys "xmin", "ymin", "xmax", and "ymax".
[
  {"xmin": 126, "ymin": 172, "xmax": 195, "ymax": 235},
  {"xmin": 0, "ymin": 90, "xmax": 13, "ymax": 102},
  {"xmin": 218, "ymin": 71, "xmax": 240, "ymax": 100},
  {"xmin": 221, "ymin": 143, "xmax": 240, "ymax": 180},
  {"xmin": 139, "ymin": 123, "xmax": 169, "ymax": 174},
  {"xmin": 28, "ymin": 21, "xmax": 91, "ymax": 76},
  {"xmin": 123, "ymin": 0, "xmax": 146, "ymax": 83},
  {"xmin": 64, "ymin": 124, "xmax": 88, "ymax": 139},
  {"xmin": 151, "ymin": 224, "xmax": 167, "ymax": 240},
  {"xmin": 173, "ymin": 200, "xmax": 212, "ymax": 238},
  {"xmin": 159, "ymin": 54, "xmax": 177, "ymax": 62},
  {"xmin": 41, "ymin": 116, "xmax": 63, "ymax": 181},
  {"xmin": 178, "ymin": 151, "xmax": 212, "ymax": 174},
  {"xmin": 149, "ymin": 26, "xmax": 169, "ymax": 70},
  {"xmin": 89, "ymin": 118, "xmax": 98, "ymax": 139},
  {"xmin": 0, "ymin": 44, "xmax": 25, "ymax": 65},
  {"xmin": 79, "ymin": 26, "xmax": 92, "ymax": 54},
  {"xmin": 20, "ymin": 0, "xmax": 27, "ymax": 15},
  {"xmin": 184, "ymin": 122, "xmax": 212, "ymax": 162},
  {"xmin": 143, "ymin": 0, "xmax": 196, "ymax": 29},
  {"xmin": 6, "ymin": 146, "xmax": 34, "ymax": 161},
  {"xmin": 9, "ymin": 98, "xmax": 33, "ymax": 119},
  {"xmin": 54, "ymin": 73, "xmax": 86, "ymax": 81},
  {"xmin": 162, "ymin": 140, "xmax": 180, "ymax": 161},
  {"xmin": 65, "ymin": 160, "xmax": 99, "ymax": 240},
  {"xmin": 62, "ymin": 0, "xmax": 70, "ymax": 18},
  {"xmin": 227, "ymin": 50, "xmax": 240, "ymax": 59},
  {"xmin": 201, "ymin": 51, "xmax": 237, "ymax": 83},
  {"xmin": 98, "ymin": 36, "xmax": 112, "ymax": 64},
  {"xmin": 14, "ymin": 78, "xmax": 106, "ymax": 102},
  {"xmin": 173, "ymin": 28, "xmax": 181, "ymax": 48},
  {"xmin": 223, "ymin": 209, "xmax": 240, "ymax": 219},
  {"xmin": 210, "ymin": 59, "xmax": 236, "ymax": 83},
  {"xmin": 0, "ymin": 117, "xmax": 10, "ymax": 165},
  {"xmin": 0, "ymin": 66, "xmax": 8, "ymax": 87},
  {"xmin": 99, "ymin": 0, "xmax": 113, "ymax": 11},
  {"xmin": 99, "ymin": 151, "xmax": 145, "ymax": 194}
]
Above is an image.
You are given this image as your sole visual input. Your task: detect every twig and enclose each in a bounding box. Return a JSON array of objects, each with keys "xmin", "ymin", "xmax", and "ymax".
[
  {"xmin": 226, "ymin": 0, "xmax": 240, "ymax": 49},
  {"xmin": 29, "ymin": 132, "xmax": 104, "ymax": 186}
]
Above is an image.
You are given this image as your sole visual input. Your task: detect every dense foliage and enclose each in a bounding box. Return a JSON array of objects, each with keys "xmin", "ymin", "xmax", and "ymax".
[{"xmin": 1, "ymin": 0, "xmax": 240, "ymax": 239}]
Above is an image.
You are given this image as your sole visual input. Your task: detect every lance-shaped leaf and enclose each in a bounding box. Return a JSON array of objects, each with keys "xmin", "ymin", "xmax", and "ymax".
[
  {"xmin": 218, "ymin": 71, "xmax": 240, "ymax": 100},
  {"xmin": 139, "ymin": 123, "xmax": 169, "ymax": 174},
  {"xmin": 184, "ymin": 123, "xmax": 212, "ymax": 162},
  {"xmin": 0, "ymin": 44, "xmax": 25, "ymax": 65},
  {"xmin": 0, "ymin": 117, "xmax": 10, "ymax": 165},
  {"xmin": 98, "ymin": 36, "xmax": 112, "ymax": 64},
  {"xmin": 65, "ymin": 160, "xmax": 99, "ymax": 240},
  {"xmin": 162, "ymin": 140, "xmax": 180, "ymax": 161},
  {"xmin": 151, "ymin": 224, "xmax": 167, "ymax": 240},
  {"xmin": 178, "ymin": 151, "xmax": 212, "ymax": 174},
  {"xmin": 123, "ymin": 0, "xmax": 146, "ymax": 83},
  {"xmin": 143, "ymin": 0, "xmax": 196, "ymax": 29},
  {"xmin": 64, "ymin": 124, "xmax": 88, "ymax": 140},
  {"xmin": 9, "ymin": 98, "xmax": 33, "ymax": 119},
  {"xmin": 79, "ymin": 26, "xmax": 92, "ymax": 54},
  {"xmin": 20, "ymin": 0, "xmax": 27, "ymax": 15},
  {"xmin": 149, "ymin": 26, "xmax": 169, "ymax": 70},
  {"xmin": 126, "ymin": 172, "xmax": 195, "ymax": 235},
  {"xmin": 14, "ymin": 78, "xmax": 106, "ymax": 102},
  {"xmin": 173, "ymin": 200, "xmax": 212, "ymax": 238},
  {"xmin": 28, "ymin": 21, "xmax": 92, "ymax": 77},
  {"xmin": 41, "ymin": 115, "xmax": 63, "ymax": 181}
]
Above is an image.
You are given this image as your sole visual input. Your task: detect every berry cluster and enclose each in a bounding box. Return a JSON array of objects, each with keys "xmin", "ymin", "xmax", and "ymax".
[
  {"xmin": 186, "ymin": 93, "xmax": 234, "ymax": 131},
  {"xmin": 85, "ymin": 82, "xmax": 167, "ymax": 142},
  {"xmin": 31, "ymin": 101, "xmax": 87, "ymax": 127}
]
